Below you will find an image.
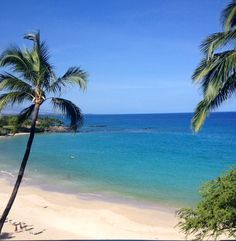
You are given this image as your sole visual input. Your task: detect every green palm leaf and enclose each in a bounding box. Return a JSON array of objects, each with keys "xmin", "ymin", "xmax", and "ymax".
[
  {"xmin": 17, "ymin": 104, "xmax": 35, "ymax": 125},
  {"xmin": 24, "ymin": 32, "xmax": 55, "ymax": 89},
  {"xmin": 192, "ymin": 100, "xmax": 209, "ymax": 133},
  {"xmin": 192, "ymin": 56, "xmax": 220, "ymax": 82},
  {"xmin": 48, "ymin": 67, "xmax": 87, "ymax": 94},
  {"xmin": 221, "ymin": 1, "xmax": 236, "ymax": 31},
  {"xmin": 193, "ymin": 50, "xmax": 236, "ymax": 102},
  {"xmin": 0, "ymin": 46, "xmax": 36, "ymax": 83},
  {"xmin": 51, "ymin": 97, "xmax": 83, "ymax": 131},
  {"xmin": 0, "ymin": 91, "xmax": 33, "ymax": 111},
  {"xmin": 0, "ymin": 72, "xmax": 33, "ymax": 93},
  {"xmin": 192, "ymin": 1, "xmax": 236, "ymax": 132},
  {"xmin": 192, "ymin": 73, "xmax": 236, "ymax": 132},
  {"xmin": 200, "ymin": 31, "xmax": 236, "ymax": 58}
]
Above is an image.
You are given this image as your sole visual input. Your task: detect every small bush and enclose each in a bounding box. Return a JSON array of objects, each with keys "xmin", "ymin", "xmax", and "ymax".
[{"xmin": 177, "ymin": 169, "xmax": 236, "ymax": 240}]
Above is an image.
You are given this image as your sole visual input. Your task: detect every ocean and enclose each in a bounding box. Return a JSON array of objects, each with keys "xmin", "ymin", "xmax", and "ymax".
[{"xmin": 0, "ymin": 112, "xmax": 236, "ymax": 208}]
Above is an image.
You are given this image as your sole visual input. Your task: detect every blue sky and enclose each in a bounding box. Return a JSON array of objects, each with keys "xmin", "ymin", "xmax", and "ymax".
[{"xmin": 0, "ymin": 0, "xmax": 233, "ymax": 114}]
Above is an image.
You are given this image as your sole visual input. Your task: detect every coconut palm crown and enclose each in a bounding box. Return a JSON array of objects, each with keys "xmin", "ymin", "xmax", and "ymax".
[
  {"xmin": 192, "ymin": 0, "xmax": 236, "ymax": 132},
  {"xmin": 0, "ymin": 32, "xmax": 87, "ymax": 129},
  {"xmin": 0, "ymin": 31, "xmax": 87, "ymax": 233}
]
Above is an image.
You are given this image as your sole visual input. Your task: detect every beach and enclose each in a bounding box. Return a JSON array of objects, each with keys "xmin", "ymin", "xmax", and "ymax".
[
  {"xmin": 0, "ymin": 178, "xmax": 184, "ymax": 240},
  {"xmin": 0, "ymin": 133, "xmax": 30, "ymax": 139},
  {"xmin": 1, "ymin": 0, "xmax": 236, "ymax": 239}
]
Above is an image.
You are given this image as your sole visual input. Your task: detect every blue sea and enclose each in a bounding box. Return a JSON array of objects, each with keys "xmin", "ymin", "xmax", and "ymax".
[{"xmin": 0, "ymin": 112, "xmax": 236, "ymax": 208}]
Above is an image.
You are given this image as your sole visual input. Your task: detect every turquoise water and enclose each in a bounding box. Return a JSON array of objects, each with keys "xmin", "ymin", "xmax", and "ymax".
[{"xmin": 0, "ymin": 113, "xmax": 236, "ymax": 207}]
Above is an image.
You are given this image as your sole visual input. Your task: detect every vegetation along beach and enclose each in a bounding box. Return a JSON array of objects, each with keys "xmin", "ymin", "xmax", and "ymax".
[{"xmin": 0, "ymin": 0, "xmax": 236, "ymax": 240}]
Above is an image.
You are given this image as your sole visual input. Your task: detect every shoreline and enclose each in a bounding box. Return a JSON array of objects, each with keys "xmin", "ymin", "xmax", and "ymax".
[
  {"xmin": 0, "ymin": 132, "xmax": 30, "ymax": 138},
  {"xmin": 0, "ymin": 167, "xmax": 185, "ymax": 211},
  {"xmin": 24, "ymin": 180, "xmax": 180, "ymax": 213},
  {"xmin": 0, "ymin": 177, "xmax": 185, "ymax": 240}
]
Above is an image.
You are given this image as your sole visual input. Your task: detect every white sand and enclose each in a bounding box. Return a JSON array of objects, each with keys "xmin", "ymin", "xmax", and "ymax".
[{"xmin": 0, "ymin": 178, "xmax": 185, "ymax": 240}]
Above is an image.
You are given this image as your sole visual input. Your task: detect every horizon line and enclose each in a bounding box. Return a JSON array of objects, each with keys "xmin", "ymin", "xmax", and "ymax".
[{"xmin": 2, "ymin": 110, "xmax": 236, "ymax": 116}]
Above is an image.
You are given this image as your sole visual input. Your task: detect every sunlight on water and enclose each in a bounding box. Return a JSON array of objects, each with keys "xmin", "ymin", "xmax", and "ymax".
[{"xmin": 0, "ymin": 113, "xmax": 236, "ymax": 207}]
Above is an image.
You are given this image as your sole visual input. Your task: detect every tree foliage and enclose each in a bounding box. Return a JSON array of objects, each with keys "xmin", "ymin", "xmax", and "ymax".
[
  {"xmin": 0, "ymin": 115, "xmax": 64, "ymax": 135},
  {"xmin": 177, "ymin": 169, "xmax": 236, "ymax": 240},
  {"xmin": 0, "ymin": 115, "xmax": 20, "ymax": 134},
  {"xmin": 192, "ymin": 0, "xmax": 236, "ymax": 132},
  {"xmin": 0, "ymin": 31, "xmax": 87, "ymax": 131}
]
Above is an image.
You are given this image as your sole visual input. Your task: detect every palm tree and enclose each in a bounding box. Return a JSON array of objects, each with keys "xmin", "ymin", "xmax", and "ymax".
[
  {"xmin": 0, "ymin": 32, "xmax": 87, "ymax": 233},
  {"xmin": 192, "ymin": 1, "xmax": 236, "ymax": 132}
]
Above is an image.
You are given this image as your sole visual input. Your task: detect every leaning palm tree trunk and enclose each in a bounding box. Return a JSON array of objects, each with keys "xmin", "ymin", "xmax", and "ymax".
[{"xmin": 0, "ymin": 104, "xmax": 40, "ymax": 233}]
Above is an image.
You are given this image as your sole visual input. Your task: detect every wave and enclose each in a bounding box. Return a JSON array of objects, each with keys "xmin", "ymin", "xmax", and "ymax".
[{"xmin": 0, "ymin": 170, "xmax": 15, "ymax": 178}]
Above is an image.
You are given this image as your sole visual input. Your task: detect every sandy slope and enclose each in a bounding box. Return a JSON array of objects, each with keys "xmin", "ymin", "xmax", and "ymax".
[{"xmin": 0, "ymin": 178, "xmax": 185, "ymax": 240}]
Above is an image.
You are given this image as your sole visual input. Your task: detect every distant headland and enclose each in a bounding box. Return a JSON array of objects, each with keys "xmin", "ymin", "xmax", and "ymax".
[{"xmin": 0, "ymin": 115, "xmax": 70, "ymax": 136}]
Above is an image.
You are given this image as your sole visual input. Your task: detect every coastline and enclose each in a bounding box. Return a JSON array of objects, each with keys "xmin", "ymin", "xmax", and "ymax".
[
  {"xmin": 0, "ymin": 133, "xmax": 30, "ymax": 139},
  {"xmin": 0, "ymin": 178, "xmax": 185, "ymax": 240}
]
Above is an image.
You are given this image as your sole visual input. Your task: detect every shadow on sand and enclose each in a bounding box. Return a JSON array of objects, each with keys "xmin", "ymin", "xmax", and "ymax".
[{"xmin": 0, "ymin": 232, "xmax": 15, "ymax": 240}]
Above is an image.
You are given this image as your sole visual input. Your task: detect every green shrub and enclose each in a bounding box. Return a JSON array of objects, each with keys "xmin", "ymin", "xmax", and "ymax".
[{"xmin": 177, "ymin": 169, "xmax": 236, "ymax": 240}]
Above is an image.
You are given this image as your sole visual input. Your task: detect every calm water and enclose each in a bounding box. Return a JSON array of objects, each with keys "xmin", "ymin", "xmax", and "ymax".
[{"xmin": 0, "ymin": 113, "xmax": 236, "ymax": 207}]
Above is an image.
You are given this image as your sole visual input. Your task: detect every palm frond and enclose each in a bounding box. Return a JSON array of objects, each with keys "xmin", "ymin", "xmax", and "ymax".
[
  {"xmin": 200, "ymin": 31, "xmax": 236, "ymax": 58},
  {"xmin": 0, "ymin": 72, "xmax": 33, "ymax": 94},
  {"xmin": 0, "ymin": 46, "xmax": 37, "ymax": 83},
  {"xmin": 221, "ymin": 0, "xmax": 236, "ymax": 31},
  {"xmin": 17, "ymin": 104, "xmax": 35, "ymax": 125},
  {"xmin": 24, "ymin": 31, "xmax": 55, "ymax": 89},
  {"xmin": 193, "ymin": 50, "xmax": 236, "ymax": 85},
  {"xmin": 192, "ymin": 57, "xmax": 219, "ymax": 82},
  {"xmin": 192, "ymin": 74, "xmax": 236, "ymax": 132},
  {"xmin": 192, "ymin": 99, "xmax": 210, "ymax": 133},
  {"xmin": 48, "ymin": 67, "xmax": 87, "ymax": 94},
  {"xmin": 206, "ymin": 73, "xmax": 236, "ymax": 108},
  {"xmin": 202, "ymin": 51, "xmax": 236, "ymax": 95},
  {"xmin": 51, "ymin": 97, "xmax": 83, "ymax": 131},
  {"xmin": 0, "ymin": 92, "xmax": 33, "ymax": 111}
]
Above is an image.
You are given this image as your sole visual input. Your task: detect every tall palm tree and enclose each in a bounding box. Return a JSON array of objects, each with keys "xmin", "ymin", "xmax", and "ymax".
[
  {"xmin": 0, "ymin": 32, "xmax": 87, "ymax": 233},
  {"xmin": 192, "ymin": 1, "xmax": 236, "ymax": 132}
]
